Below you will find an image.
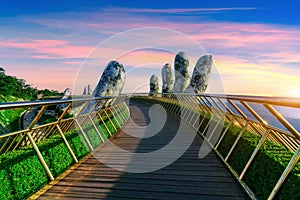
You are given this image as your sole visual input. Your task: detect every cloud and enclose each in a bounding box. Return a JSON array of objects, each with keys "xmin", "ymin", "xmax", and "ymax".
[
  {"xmin": 0, "ymin": 39, "xmax": 93, "ymax": 59},
  {"xmin": 117, "ymin": 49, "xmax": 174, "ymax": 67},
  {"xmin": 23, "ymin": 6, "xmax": 257, "ymax": 33},
  {"xmin": 106, "ymin": 7, "xmax": 257, "ymax": 14},
  {"xmin": 2, "ymin": 6, "xmax": 300, "ymax": 96}
]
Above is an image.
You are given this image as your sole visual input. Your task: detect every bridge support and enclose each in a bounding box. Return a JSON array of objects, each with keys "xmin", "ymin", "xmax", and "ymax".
[
  {"xmin": 239, "ymin": 129, "xmax": 270, "ymax": 179},
  {"xmin": 225, "ymin": 121, "xmax": 249, "ymax": 161},
  {"xmin": 26, "ymin": 106, "xmax": 54, "ymax": 181},
  {"xmin": 75, "ymin": 119, "xmax": 94, "ymax": 151},
  {"xmin": 56, "ymin": 124, "xmax": 78, "ymax": 163},
  {"xmin": 268, "ymin": 145, "xmax": 300, "ymax": 199},
  {"xmin": 27, "ymin": 132, "xmax": 54, "ymax": 181}
]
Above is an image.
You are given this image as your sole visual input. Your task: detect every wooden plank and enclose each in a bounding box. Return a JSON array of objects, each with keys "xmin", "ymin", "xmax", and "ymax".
[
  {"xmin": 38, "ymin": 102, "xmax": 249, "ymax": 200},
  {"xmin": 61, "ymin": 176, "xmax": 240, "ymax": 188}
]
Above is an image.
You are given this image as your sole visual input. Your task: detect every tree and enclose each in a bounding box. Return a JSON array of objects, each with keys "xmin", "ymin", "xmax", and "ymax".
[
  {"xmin": 0, "ymin": 67, "xmax": 5, "ymax": 74},
  {"xmin": 0, "ymin": 67, "xmax": 61, "ymax": 100}
]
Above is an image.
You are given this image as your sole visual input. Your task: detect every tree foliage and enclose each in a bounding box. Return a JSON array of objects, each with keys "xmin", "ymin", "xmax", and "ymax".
[{"xmin": 0, "ymin": 67, "xmax": 61, "ymax": 100}]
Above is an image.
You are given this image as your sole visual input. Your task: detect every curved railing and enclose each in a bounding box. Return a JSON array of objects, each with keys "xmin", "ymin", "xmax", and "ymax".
[
  {"xmin": 0, "ymin": 93, "xmax": 299, "ymax": 199},
  {"xmin": 0, "ymin": 96, "xmax": 129, "ymax": 181},
  {"xmin": 131, "ymin": 93, "xmax": 300, "ymax": 200}
]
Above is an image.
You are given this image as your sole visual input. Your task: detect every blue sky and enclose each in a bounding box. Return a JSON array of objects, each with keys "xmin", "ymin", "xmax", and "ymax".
[
  {"xmin": 0, "ymin": 0, "xmax": 300, "ymax": 96},
  {"xmin": 1, "ymin": 0, "xmax": 299, "ymax": 24}
]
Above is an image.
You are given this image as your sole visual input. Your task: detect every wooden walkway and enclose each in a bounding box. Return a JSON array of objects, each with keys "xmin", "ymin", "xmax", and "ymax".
[{"xmin": 38, "ymin": 102, "xmax": 248, "ymax": 200}]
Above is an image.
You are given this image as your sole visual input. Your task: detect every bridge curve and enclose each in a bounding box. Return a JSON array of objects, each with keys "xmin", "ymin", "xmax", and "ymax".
[{"xmin": 37, "ymin": 102, "xmax": 248, "ymax": 199}]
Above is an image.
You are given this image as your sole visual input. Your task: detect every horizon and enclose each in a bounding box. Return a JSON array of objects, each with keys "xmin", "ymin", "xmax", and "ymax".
[{"xmin": 1, "ymin": 1, "xmax": 300, "ymax": 97}]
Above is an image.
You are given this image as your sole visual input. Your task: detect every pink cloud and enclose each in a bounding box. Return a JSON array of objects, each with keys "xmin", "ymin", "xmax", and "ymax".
[
  {"xmin": 4, "ymin": 8, "xmax": 300, "ymax": 96},
  {"xmin": 192, "ymin": 25, "xmax": 299, "ymax": 48},
  {"xmin": 34, "ymin": 16, "xmax": 298, "ymax": 53},
  {"xmin": 63, "ymin": 61, "xmax": 84, "ymax": 65},
  {"xmin": 26, "ymin": 9, "xmax": 299, "ymax": 53},
  {"xmin": 0, "ymin": 39, "xmax": 93, "ymax": 59},
  {"xmin": 0, "ymin": 39, "xmax": 67, "ymax": 48}
]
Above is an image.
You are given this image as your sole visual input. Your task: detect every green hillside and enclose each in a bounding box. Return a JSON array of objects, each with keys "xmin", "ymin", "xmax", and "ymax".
[
  {"xmin": 0, "ymin": 67, "xmax": 62, "ymax": 134},
  {"xmin": 0, "ymin": 95, "xmax": 24, "ymax": 133}
]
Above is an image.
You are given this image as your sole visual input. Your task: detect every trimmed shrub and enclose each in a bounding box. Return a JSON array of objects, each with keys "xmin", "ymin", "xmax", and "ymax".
[
  {"xmin": 217, "ymin": 122, "xmax": 300, "ymax": 200},
  {"xmin": 132, "ymin": 97, "xmax": 300, "ymax": 200},
  {"xmin": 0, "ymin": 106, "xmax": 128, "ymax": 200}
]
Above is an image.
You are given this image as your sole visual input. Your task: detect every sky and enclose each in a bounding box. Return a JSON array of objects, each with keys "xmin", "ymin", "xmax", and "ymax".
[{"xmin": 0, "ymin": 0, "xmax": 300, "ymax": 96}]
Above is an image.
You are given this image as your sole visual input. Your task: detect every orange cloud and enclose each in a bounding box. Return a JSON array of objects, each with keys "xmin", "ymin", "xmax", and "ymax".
[{"xmin": 117, "ymin": 49, "xmax": 174, "ymax": 67}]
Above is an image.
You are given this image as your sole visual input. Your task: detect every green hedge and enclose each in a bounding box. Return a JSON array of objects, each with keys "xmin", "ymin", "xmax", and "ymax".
[
  {"xmin": 0, "ymin": 106, "xmax": 128, "ymax": 200},
  {"xmin": 0, "ymin": 95, "xmax": 25, "ymax": 133},
  {"xmin": 132, "ymin": 97, "xmax": 300, "ymax": 200},
  {"xmin": 215, "ymin": 124, "xmax": 300, "ymax": 200}
]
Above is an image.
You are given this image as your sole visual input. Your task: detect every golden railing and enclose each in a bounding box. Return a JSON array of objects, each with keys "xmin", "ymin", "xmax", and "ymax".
[
  {"xmin": 0, "ymin": 96, "xmax": 129, "ymax": 181},
  {"xmin": 1, "ymin": 93, "xmax": 299, "ymax": 199},
  {"xmin": 132, "ymin": 93, "xmax": 300, "ymax": 200}
]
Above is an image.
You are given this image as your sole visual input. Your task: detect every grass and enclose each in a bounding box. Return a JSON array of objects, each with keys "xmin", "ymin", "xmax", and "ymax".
[
  {"xmin": 0, "ymin": 95, "xmax": 25, "ymax": 133},
  {"xmin": 0, "ymin": 105, "xmax": 128, "ymax": 200}
]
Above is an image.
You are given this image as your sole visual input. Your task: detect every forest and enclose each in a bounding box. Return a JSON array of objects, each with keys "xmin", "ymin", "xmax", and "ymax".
[
  {"xmin": 0, "ymin": 67, "xmax": 63, "ymax": 132},
  {"xmin": 0, "ymin": 67, "xmax": 61, "ymax": 101}
]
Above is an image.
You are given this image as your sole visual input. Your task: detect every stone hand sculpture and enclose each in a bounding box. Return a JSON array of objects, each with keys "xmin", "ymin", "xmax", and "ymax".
[
  {"xmin": 162, "ymin": 63, "xmax": 174, "ymax": 93},
  {"xmin": 173, "ymin": 51, "xmax": 190, "ymax": 93},
  {"xmin": 149, "ymin": 74, "xmax": 159, "ymax": 96},
  {"xmin": 93, "ymin": 61, "xmax": 126, "ymax": 97},
  {"xmin": 185, "ymin": 55, "xmax": 213, "ymax": 94}
]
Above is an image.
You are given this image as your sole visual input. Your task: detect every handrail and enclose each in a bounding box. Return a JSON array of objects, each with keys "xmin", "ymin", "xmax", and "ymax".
[
  {"xmin": 129, "ymin": 92, "xmax": 300, "ymax": 108},
  {"xmin": 0, "ymin": 95, "xmax": 129, "ymax": 182},
  {"xmin": 131, "ymin": 93, "xmax": 300, "ymax": 200},
  {"xmin": 0, "ymin": 93, "xmax": 299, "ymax": 200},
  {"xmin": 0, "ymin": 95, "xmax": 126, "ymax": 109}
]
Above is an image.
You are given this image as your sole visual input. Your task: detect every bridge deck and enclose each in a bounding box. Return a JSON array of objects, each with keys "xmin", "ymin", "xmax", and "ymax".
[{"xmin": 38, "ymin": 102, "xmax": 248, "ymax": 200}]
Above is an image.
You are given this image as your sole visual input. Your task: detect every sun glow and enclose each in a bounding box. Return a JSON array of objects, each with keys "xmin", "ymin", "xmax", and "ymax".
[{"xmin": 290, "ymin": 88, "xmax": 300, "ymax": 97}]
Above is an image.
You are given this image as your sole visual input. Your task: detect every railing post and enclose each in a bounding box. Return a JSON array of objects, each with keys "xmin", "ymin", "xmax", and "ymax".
[
  {"xmin": 88, "ymin": 115, "xmax": 105, "ymax": 142},
  {"xmin": 56, "ymin": 124, "xmax": 78, "ymax": 163},
  {"xmin": 268, "ymin": 145, "xmax": 300, "ymax": 200},
  {"xmin": 75, "ymin": 119, "xmax": 94, "ymax": 151},
  {"xmin": 215, "ymin": 117, "xmax": 235, "ymax": 149},
  {"xmin": 97, "ymin": 112, "xmax": 112, "ymax": 137},
  {"xmin": 192, "ymin": 114, "xmax": 201, "ymax": 129},
  {"xmin": 239, "ymin": 128, "xmax": 270, "ymax": 179},
  {"xmin": 196, "ymin": 113, "xmax": 208, "ymax": 131},
  {"xmin": 55, "ymin": 103, "xmax": 79, "ymax": 163},
  {"xmin": 109, "ymin": 107, "xmax": 121, "ymax": 128},
  {"xmin": 202, "ymin": 115, "xmax": 214, "ymax": 135},
  {"xmin": 265, "ymin": 104, "xmax": 300, "ymax": 140},
  {"xmin": 73, "ymin": 100, "xmax": 100, "ymax": 151},
  {"xmin": 115, "ymin": 104, "xmax": 127, "ymax": 125},
  {"xmin": 103, "ymin": 109, "xmax": 117, "ymax": 132},
  {"xmin": 26, "ymin": 106, "xmax": 54, "ymax": 181},
  {"xmin": 207, "ymin": 117, "xmax": 223, "ymax": 141},
  {"xmin": 63, "ymin": 120, "xmax": 74, "ymax": 134},
  {"xmin": 111, "ymin": 104, "xmax": 123, "ymax": 125},
  {"xmin": 121, "ymin": 103, "xmax": 129, "ymax": 123},
  {"xmin": 225, "ymin": 121, "xmax": 249, "ymax": 161},
  {"xmin": 27, "ymin": 132, "xmax": 54, "ymax": 181}
]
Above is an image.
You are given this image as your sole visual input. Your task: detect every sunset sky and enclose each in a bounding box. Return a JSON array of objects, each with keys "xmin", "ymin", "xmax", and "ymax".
[{"xmin": 0, "ymin": 1, "xmax": 300, "ymax": 96}]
